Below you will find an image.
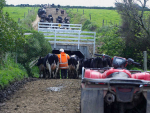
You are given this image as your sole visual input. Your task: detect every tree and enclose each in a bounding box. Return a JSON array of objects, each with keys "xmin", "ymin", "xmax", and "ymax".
[
  {"xmin": 0, "ymin": 0, "xmax": 5, "ymax": 10},
  {"xmin": 116, "ymin": 0, "xmax": 150, "ymax": 36},
  {"xmin": 0, "ymin": 1, "xmax": 25, "ymax": 65},
  {"xmin": 115, "ymin": 0, "xmax": 150, "ymax": 67},
  {"xmin": 17, "ymin": 32, "xmax": 52, "ymax": 76},
  {"xmin": 97, "ymin": 26, "xmax": 125, "ymax": 57}
]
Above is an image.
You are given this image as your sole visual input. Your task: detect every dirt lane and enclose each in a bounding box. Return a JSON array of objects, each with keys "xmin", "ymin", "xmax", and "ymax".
[
  {"xmin": 0, "ymin": 79, "xmax": 81, "ymax": 113},
  {"xmin": 46, "ymin": 8, "xmax": 69, "ymax": 23},
  {"xmin": 32, "ymin": 15, "xmax": 40, "ymax": 31}
]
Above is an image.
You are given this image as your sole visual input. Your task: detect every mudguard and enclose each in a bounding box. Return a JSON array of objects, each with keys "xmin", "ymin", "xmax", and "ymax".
[
  {"xmin": 146, "ymin": 90, "xmax": 150, "ymax": 113},
  {"xmin": 81, "ymin": 88, "xmax": 104, "ymax": 113}
]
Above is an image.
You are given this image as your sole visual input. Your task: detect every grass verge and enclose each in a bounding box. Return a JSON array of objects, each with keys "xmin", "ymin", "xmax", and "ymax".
[{"xmin": 0, "ymin": 54, "xmax": 28, "ymax": 89}]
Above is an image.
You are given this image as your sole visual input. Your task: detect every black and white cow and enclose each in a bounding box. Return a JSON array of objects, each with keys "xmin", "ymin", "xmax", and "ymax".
[
  {"xmin": 90, "ymin": 57, "xmax": 103, "ymax": 68},
  {"xmin": 61, "ymin": 10, "xmax": 64, "ymax": 14},
  {"xmin": 78, "ymin": 58, "xmax": 84, "ymax": 75},
  {"xmin": 47, "ymin": 14, "xmax": 53, "ymax": 23},
  {"xmin": 82, "ymin": 58, "xmax": 92, "ymax": 68},
  {"xmin": 36, "ymin": 57, "xmax": 46, "ymax": 78},
  {"xmin": 56, "ymin": 16, "xmax": 63, "ymax": 23},
  {"xmin": 68, "ymin": 55, "xmax": 80, "ymax": 79},
  {"xmin": 56, "ymin": 8, "xmax": 59, "ymax": 13},
  {"xmin": 37, "ymin": 53, "xmax": 59, "ymax": 79},
  {"xmin": 38, "ymin": 8, "xmax": 46, "ymax": 18},
  {"xmin": 62, "ymin": 17, "xmax": 70, "ymax": 29},
  {"xmin": 94, "ymin": 54, "xmax": 112, "ymax": 67}
]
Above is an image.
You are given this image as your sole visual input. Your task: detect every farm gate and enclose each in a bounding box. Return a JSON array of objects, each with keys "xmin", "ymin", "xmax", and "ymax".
[{"xmin": 38, "ymin": 22, "xmax": 96, "ymax": 58}]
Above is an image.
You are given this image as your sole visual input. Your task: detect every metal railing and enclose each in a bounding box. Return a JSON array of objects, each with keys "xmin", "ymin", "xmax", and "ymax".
[
  {"xmin": 38, "ymin": 29, "xmax": 96, "ymax": 55},
  {"xmin": 38, "ymin": 22, "xmax": 82, "ymax": 31}
]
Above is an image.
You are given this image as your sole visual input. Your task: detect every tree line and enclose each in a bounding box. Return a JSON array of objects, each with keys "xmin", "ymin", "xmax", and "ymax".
[
  {"xmin": 0, "ymin": 0, "xmax": 52, "ymax": 76},
  {"xmin": 98, "ymin": 0, "xmax": 150, "ymax": 69},
  {"xmin": 5, "ymin": 2, "xmax": 150, "ymax": 11}
]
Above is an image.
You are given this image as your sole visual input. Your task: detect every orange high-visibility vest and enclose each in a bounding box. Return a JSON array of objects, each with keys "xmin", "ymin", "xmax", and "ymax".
[{"xmin": 57, "ymin": 52, "xmax": 70, "ymax": 69}]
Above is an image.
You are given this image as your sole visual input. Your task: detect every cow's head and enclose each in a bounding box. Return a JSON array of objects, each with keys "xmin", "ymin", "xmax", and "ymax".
[{"xmin": 36, "ymin": 57, "xmax": 44, "ymax": 66}]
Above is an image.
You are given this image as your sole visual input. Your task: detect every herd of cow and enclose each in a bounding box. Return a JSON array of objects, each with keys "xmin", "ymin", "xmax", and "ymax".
[
  {"xmin": 36, "ymin": 53, "xmax": 112, "ymax": 79},
  {"xmin": 38, "ymin": 6, "xmax": 70, "ymax": 24}
]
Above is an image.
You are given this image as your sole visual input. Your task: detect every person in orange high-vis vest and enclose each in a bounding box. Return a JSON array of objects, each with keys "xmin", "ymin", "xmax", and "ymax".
[{"xmin": 57, "ymin": 48, "xmax": 70, "ymax": 79}]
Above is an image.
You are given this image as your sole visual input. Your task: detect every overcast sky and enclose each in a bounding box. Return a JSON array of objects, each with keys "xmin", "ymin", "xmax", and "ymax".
[{"xmin": 5, "ymin": 0, "xmax": 150, "ymax": 8}]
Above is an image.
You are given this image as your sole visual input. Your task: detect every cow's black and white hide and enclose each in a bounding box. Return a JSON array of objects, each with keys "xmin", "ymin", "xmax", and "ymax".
[
  {"xmin": 82, "ymin": 58, "xmax": 92, "ymax": 68},
  {"xmin": 94, "ymin": 54, "xmax": 112, "ymax": 68},
  {"xmin": 36, "ymin": 57, "xmax": 47, "ymax": 78},
  {"xmin": 40, "ymin": 19, "xmax": 45, "ymax": 22},
  {"xmin": 45, "ymin": 16, "xmax": 53, "ymax": 23},
  {"xmin": 90, "ymin": 57, "xmax": 103, "ymax": 68},
  {"xmin": 61, "ymin": 10, "xmax": 64, "ymax": 14},
  {"xmin": 78, "ymin": 58, "xmax": 84, "ymax": 75},
  {"xmin": 49, "ymin": 17, "xmax": 53, "ymax": 23},
  {"xmin": 47, "ymin": 14, "xmax": 53, "ymax": 23},
  {"xmin": 48, "ymin": 14, "xmax": 52, "ymax": 18},
  {"xmin": 56, "ymin": 8, "xmax": 59, "ymax": 13},
  {"xmin": 38, "ymin": 8, "xmax": 46, "ymax": 17},
  {"xmin": 68, "ymin": 55, "xmax": 79, "ymax": 79},
  {"xmin": 41, "ymin": 14, "xmax": 46, "ymax": 20},
  {"xmin": 64, "ymin": 17, "xmax": 69, "ymax": 23},
  {"xmin": 102, "ymin": 56, "xmax": 112, "ymax": 67},
  {"xmin": 56, "ymin": 16, "xmax": 63, "ymax": 23},
  {"xmin": 37, "ymin": 53, "xmax": 59, "ymax": 79}
]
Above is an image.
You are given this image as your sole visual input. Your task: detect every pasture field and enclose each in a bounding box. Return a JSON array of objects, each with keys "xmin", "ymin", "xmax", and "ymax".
[
  {"xmin": 66, "ymin": 8, "xmax": 150, "ymax": 28},
  {"xmin": 3, "ymin": 7, "xmax": 39, "ymax": 22},
  {"xmin": 66, "ymin": 8, "xmax": 122, "ymax": 27}
]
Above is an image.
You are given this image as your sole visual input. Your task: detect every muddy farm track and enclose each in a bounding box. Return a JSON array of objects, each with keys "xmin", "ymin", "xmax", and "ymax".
[
  {"xmin": 0, "ymin": 8, "xmax": 80, "ymax": 113},
  {"xmin": 0, "ymin": 79, "xmax": 81, "ymax": 113}
]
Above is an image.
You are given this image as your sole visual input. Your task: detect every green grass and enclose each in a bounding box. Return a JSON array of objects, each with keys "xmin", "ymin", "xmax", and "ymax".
[
  {"xmin": 3, "ymin": 7, "xmax": 39, "ymax": 22},
  {"xmin": 66, "ymin": 8, "xmax": 122, "ymax": 27},
  {"xmin": 66, "ymin": 8, "xmax": 150, "ymax": 28},
  {"xmin": 20, "ymin": 9, "xmax": 38, "ymax": 32},
  {"xmin": 0, "ymin": 68, "xmax": 28, "ymax": 89},
  {"xmin": 0, "ymin": 55, "xmax": 28, "ymax": 89},
  {"xmin": 31, "ymin": 66, "xmax": 39, "ymax": 78},
  {"xmin": 3, "ymin": 7, "xmax": 39, "ymax": 32}
]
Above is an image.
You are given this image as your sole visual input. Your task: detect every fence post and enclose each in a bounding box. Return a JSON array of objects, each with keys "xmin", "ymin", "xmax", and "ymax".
[
  {"xmin": 54, "ymin": 30, "xmax": 56, "ymax": 49},
  {"xmin": 90, "ymin": 14, "xmax": 91, "ymax": 20},
  {"xmin": 38, "ymin": 22, "xmax": 39, "ymax": 32},
  {"xmin": 110, "ymin": 20, "xmax": 112, "ymax": 24},
  {"xmin": 24, "ymin": 12, "xmax": 25, "ymax": 18},
  {"xmin": 149, "ymin": 16, "xmax": 150, "ymax": 31},
  {"xmin": 18, "ymin": 18, "xmax": 20, "ymax": 23},
  {"xmin": 103, "ymin": 19, "xmax": 104, "ymax": 26},
  {"xmin": 93, "ymin": 32, "xmax": 96, "ymax": 56},
  {"xmin": 78, "ymin": 31, "xmax": 80, "ymax": 49},
  {"xmin": 15, "ymin": 53, "xmax": 17, "ymax": 63},
  {"xmin": 143, "ymin": 51, "xmax": 147, "ymax": 72},
  {"xmin": 51, "ymin": 23, "xmax": 52, "ymax": 29},
  {"xmin": 83, "ymin": 9, "xmax": 84, "ymax": 15},
  {"xmin": 77, "ymin": 8, "xmax": 78, "ymax": 12}
]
